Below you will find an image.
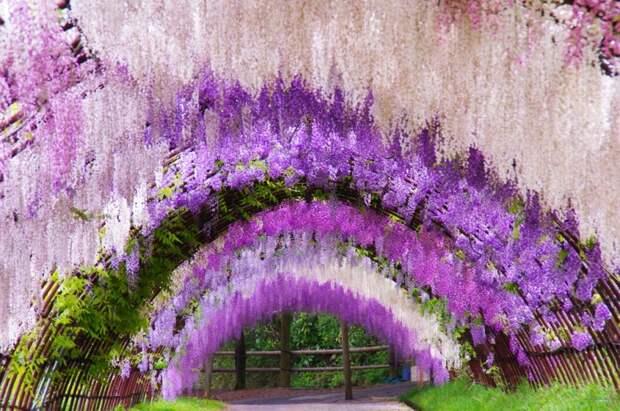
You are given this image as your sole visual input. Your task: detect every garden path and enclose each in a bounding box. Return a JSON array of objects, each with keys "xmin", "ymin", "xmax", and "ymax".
[{"xmin": 223, "ymin": 382, "xmax": 415, "ymax": 410}]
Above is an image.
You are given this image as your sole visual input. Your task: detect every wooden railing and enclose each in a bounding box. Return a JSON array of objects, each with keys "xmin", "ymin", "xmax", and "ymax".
[
  {"xmin": 201, "ymin": 319, "xmax": 400, "ymax": 400},
  {"xmin": 211, "ymin": 345, "xmax": 391, "ymax": 374}
]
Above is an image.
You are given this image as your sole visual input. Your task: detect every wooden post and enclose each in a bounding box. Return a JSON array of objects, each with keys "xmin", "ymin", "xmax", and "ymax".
[
  {"xmin": 341, "ymin": 321, "xmax": 353, "ymax": 400},
  {"xmin": 279, "ymin": 312, "xmax": 292, "ymax": 387},
  {"xmin": 204, "ymin": 356, "xmax": 214, "ymax": 398},
  {"xmin": 234, "ymin": 331, "xmax": 246, "ymax": 390},
  {"xmin": 389, "ymin": 347, "xmax": 399, "ymax": 379}
]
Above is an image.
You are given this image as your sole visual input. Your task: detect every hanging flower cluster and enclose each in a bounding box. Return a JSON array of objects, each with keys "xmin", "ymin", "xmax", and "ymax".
[
  {"xmin": 439, "ymin": 0, "xmax": 620, "ymax": 72},
  {"xmin": 0, "ymin": 0, "xmax": 90, "ymax": 114},
  {"xmin": 566, "ymin": 0, "xmax": 620, "ymax": 71}
]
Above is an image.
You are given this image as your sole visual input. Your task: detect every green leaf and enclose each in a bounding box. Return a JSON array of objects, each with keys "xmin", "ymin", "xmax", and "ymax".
[
  {"xmin": 52, "ymin": 335, "xmax": 76, "ymax": 352},
  {"xmin": 454, "ymin": 248, "xmax": 466, "ymax": 260},
  {"xmin": 584, "ymin": 235, "xmax": 597, "ymax": 251},
  {"xmin": 555, "ymin": 248, "xmax": 569, "ymax": 268},
  {"xmin": 154, "ymin": 357, "xmax": 168, "ymax": 370},
  {"xmin": 51, "ymin": 271, "xmax": 60, "ymax": 283},
  {"xmin": 507, "ymin": 198, "xmax": 524, "ymax": 240},
  {"xmin": 157, "ymin": 186, "xmax": 174, "ymax": 200},
  {"xmin": 69, "ymin": 206, "xmax": 94, "ymax": 222},
  {"xmin": 249, "ymin": 159, "xmax": 268, "ymax": 172},
  {"xmin": 507, "ymin": 197, "xmax": 524, "ymax": 215},
  {"xmin": 512, "ymin": 223, "xmax": 521, "ymax": 240},
  {"xmin": 502, "ymin": 282, "xmax": 520, "ymax": 295}
]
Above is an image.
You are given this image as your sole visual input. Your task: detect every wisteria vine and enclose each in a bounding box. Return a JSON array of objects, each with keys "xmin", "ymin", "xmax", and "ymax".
[{"xmin": 126, "ymin": 196, "xmax": 612, "ymax": 397}]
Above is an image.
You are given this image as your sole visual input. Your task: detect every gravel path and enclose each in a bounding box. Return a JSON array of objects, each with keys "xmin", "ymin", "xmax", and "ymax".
[{"xmin": 222, "ymin": 382, "xmax": 415, "ymax": 411}]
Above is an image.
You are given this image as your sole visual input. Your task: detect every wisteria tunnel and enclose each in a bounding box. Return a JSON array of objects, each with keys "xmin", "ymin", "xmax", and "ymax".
[{"xmin": 1, "ymin": 0, "xmax": 619, "ymax": 410}]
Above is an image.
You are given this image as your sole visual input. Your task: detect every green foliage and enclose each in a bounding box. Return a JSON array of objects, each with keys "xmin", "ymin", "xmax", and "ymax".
[
  {"xmin": 451, "ymin": 324, "xmax": 476, "ymax": 362},
  {"xmin": 128, "ymin": 397, "xmax": 225, "ymax": 411},
  {"xmin": 154, "ymin": 357, "xmax": 168, "ymax": 371},
  {"xmin": 157, "ymin": 172, "xmax": 183, "ymax": 201},
  {"xmin": 555, "ymin": 248, "xmax": 569, "ymax": 268},
  {"xmin": 69, "ymin": 206, "xmax": 95, "ymax": 222},
  {"xmin": 420, "ymin": 298, "xmax": 451, "ymax": 334},
  {"xmin": 8, "ymin": 208, "xmax": 201, "ymax": 391},
  {"xmin": 223, "ymin": 179, "xmax": 313, "ymax": 222},
  {"xmin": 7, "ymin": 330, "xmax": 46, "ymax": 396},
  {"xmin": 402, "ymin": 376, "xmax": 620, "ymax": 411},
  {"xmin": 290, "ymin": 313, "xmax": 389, "ymax": 388},
  {"xmin": 584, "ymin": 236, "xmax": 597, "ymax": 251},
  {"xmin": 574, "ymin": 235, "xmax": 599, "ymax": 261},
  {"xmin": 453, "ymin": 248, "xmax": 466, "ymax": 260},
  {"xmin": 157, "ymin": 186, "xmax": 175, "ymax": 200},
  {"xmin": 485, "ymin": 365, "xmax": 508, "ymax": 391},
  {"xmin": 507, "ymin": 197, "xmax": 525, "ymax": 240},
  {"xmin": 235, "ymin": 180, "xmax": 283, "ymax": 220},
  {"xmin": 209, "ymin": 313, "xmax": 389, "ymax": 390},
  {"xmin": 591, "ymin": 293, "xmax": 603, "ymax": 306},
  {"xmin": 502, "ymin": 282, "xmax": 521, "ymax": 295}
]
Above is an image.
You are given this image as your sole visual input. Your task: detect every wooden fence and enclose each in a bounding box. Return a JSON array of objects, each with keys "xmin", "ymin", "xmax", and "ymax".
[
  {"xmin": 211, "ymin": 345, "xmax": 392, "ymax": 374},
  {"xmin": 202, "ymin": 319, "xmax": 401, "ymax": 401}
]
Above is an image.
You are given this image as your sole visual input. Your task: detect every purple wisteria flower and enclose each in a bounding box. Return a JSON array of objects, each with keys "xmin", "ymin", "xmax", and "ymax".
[
  {"xmin": 126, "ymin": 247, "xmax": 140, "ymax": 287},
  {"xmin": 594, "ymin": 303, "xmax": 612, "ymax": 331},
  {"xmin": 529, "ymin": 326, "xmax": 545, "ymax": 346},
  {"xmin": 571, "ymin": 332, "xmax": 593, "ymax": 351},
  {"xmin": 549, "ymin": 338, "xmax": 562, "ymax": 351},
  {"xmin": 138, "ymin": 352, "xmax": 150, "ymax": 374},
  {"xmin": 120, "ymin": 360, "xmax": 131, "ymax": 379},
  {"xmin": 470, "ymin": 325, "xmax": 486, "ymax": 346},
  {"xmin": 485, "ymin": 352, "xmax": 494, "ymax": 367}
]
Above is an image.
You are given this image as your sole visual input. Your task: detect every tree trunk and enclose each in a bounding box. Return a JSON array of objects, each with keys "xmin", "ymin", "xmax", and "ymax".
[{"xmin": 389, "ymin": 346, "xmax": 399, "ymax": 379}]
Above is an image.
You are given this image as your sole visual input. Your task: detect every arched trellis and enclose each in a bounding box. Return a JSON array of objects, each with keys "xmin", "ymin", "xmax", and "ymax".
[
  {"xmin": 0, "ymin": 183, "xmax": 526, "ymax": 410},
  {"xmin": 0, "ymin": 67, "xmax": 619, "ymax": 410},
  {"xmin": 147, "ymin": 211, "xmax": 469, "ymax": 398},
  {"xmin": 162, "ymin": 273, "xmax": 450, "ymax": 400},
  {"xmin": 147, "ymin": 198, "xmax": 504, "ymax": 350},
  {"xmin": 3, "ymin": 178, "xmax": 617, "ymax": 409}
]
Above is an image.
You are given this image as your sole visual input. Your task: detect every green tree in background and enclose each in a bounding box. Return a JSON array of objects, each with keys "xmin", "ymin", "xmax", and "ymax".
[{"xmin": 208, "ymin": 312, "xmax": 390, "ymax": 390}]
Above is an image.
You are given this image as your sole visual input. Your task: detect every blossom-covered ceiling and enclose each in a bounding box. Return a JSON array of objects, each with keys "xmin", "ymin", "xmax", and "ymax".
[{"xmin": 0, "ymin": 0, "xmax": 619, "ymax": 408}]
